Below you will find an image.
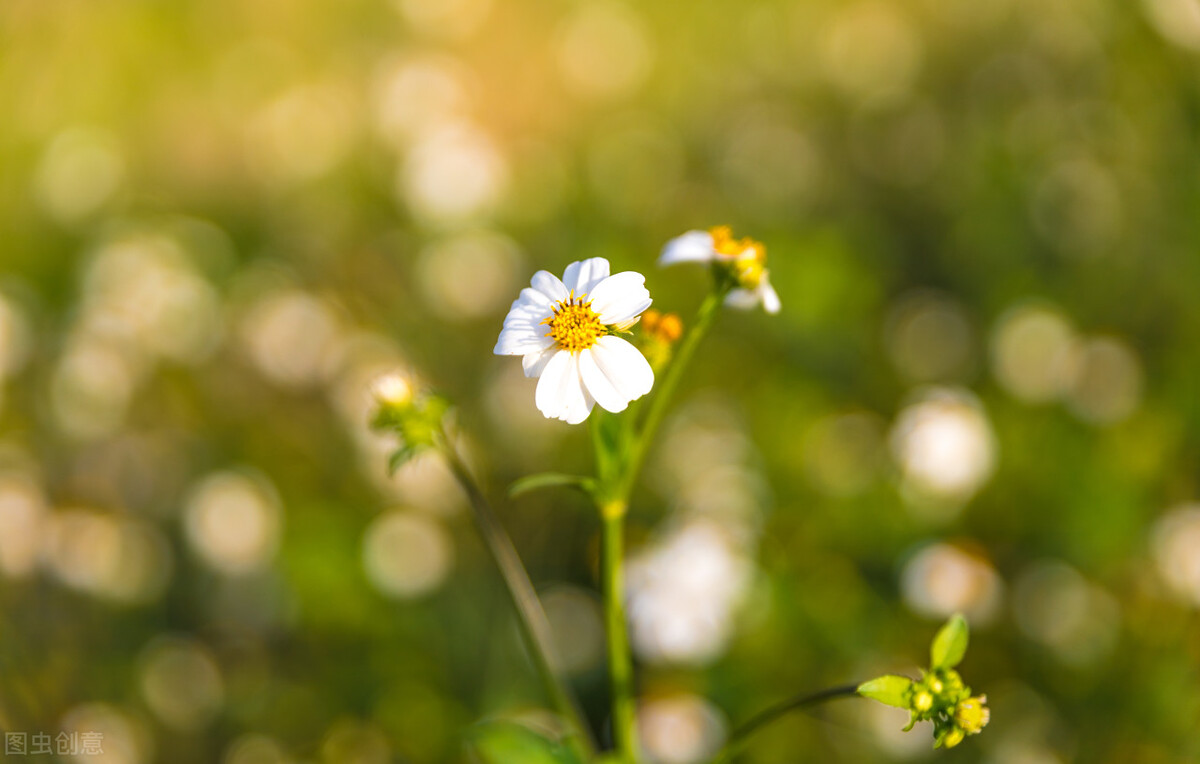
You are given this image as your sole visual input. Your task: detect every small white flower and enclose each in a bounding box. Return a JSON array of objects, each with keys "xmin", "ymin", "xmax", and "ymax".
[
  {"xmin": 659, "ymin": 226, "xmax": 781, "ymax": 314},
  {"xmin": 494, "ymin": 258, "xmax": 654, "ymax": 424}
]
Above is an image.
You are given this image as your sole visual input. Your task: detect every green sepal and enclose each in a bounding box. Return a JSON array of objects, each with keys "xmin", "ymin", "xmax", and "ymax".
[
  {"xmin": 856, "ymin": 675, "xmax": 914, "ymax": 709},
  {"xmin": 509, "ymin": 473, "xmax": 596, "ymax": 499},
  {"xmin": 930, "ymin": 614, "xmax": 969, "ymax": 670},
  {"xmin": 387, "ymin": 445, "xmax": 421, "ymax": 475}
]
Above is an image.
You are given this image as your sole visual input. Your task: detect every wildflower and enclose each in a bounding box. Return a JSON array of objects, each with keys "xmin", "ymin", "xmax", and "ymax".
[
  {"xmin": 658, "ymin": 226, "xmax": 781, "ymax": 314},
  {"xmin": 494, "ymin": 258, "xmax": 654, "ymax": 424}
]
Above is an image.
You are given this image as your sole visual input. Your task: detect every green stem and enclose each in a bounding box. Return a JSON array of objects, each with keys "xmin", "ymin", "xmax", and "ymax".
[
  {"xmin": 616, "ymin": 288, "xmax": 726, "ymax": 501},
  {"xmin": 711, "ymin": 684, "xmax": 860, "ymax": 763},
  {"xmin": 439, "ymin": 437, "xmax": 597, "ymax": 761},
  {"xmin": 590, "ymin": 288, "xmax": 730, "ymax": 762},
  {"xmin": 601, "ymin": 500, "xmax": 637, "ymax": 761}
]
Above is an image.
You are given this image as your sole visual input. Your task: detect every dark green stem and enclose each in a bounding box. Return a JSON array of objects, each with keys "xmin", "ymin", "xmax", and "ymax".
[
  {"xmin": 439, "ymin": 436, "xmax": 597, "ymax": 761},
  {"xmin": 601, "ymin": 500, "xmax": 637, "ymax": 761},
  {"xmin": 712, "ymin": 684, "xmax": 861, "ymax": 763}
]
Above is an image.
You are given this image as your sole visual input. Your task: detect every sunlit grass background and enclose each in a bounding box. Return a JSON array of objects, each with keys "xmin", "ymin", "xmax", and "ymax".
[{"xmin": 2, "ymin": 0, "xmax": 1199, "ymax": 761}]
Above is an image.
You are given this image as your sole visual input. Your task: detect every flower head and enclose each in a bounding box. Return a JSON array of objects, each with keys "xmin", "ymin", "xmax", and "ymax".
[
  {"xmin": 658, "ymin": 226, "xmax": 781, "ymax": 314},
  {"xmin": 494, "ymin": 258, "xmax": 654, "ymax": 424}
]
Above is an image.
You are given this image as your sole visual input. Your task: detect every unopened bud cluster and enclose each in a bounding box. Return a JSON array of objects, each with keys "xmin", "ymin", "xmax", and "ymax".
[
  {"xmin": 904, "ymin": 668, "xmax": 989, "ymax": 749},
  {"xmin": 369, "ymin": 373, "xmax": 449, "ymax": 466}
]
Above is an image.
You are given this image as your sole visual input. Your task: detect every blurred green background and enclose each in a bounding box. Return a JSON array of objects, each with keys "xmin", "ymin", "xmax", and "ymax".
[{"xmin": 1, "ymin": 0, "xmax": 1199, "ymax": 761}]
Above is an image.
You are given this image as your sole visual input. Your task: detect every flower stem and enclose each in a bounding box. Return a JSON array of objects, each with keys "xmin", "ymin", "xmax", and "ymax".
[
  {"xmin": 617, "ymin": 288, "xmax": 726, "ymax": 501},
  {"xmin": 438, "ymin": 436, "xmax": 597, "ymax": 761},
  {"xmin": 601, "ymin": 499, "xmax": 638, "ymax": 762},
  {"xmin": 710, "ymin": 684, "xmax": 861, "ymax": 763},
  {"xmin": 590, "ymin": 287, "xmax": 730, "ymax": 762}
]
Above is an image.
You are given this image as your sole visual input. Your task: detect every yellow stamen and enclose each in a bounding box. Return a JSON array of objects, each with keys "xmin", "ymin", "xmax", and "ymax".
[
  {"xmin": 709, "ymin": 226, "xmax": 768, "ymax": 289},
  {"xmin": 543, "ymin": 292, "xmax": 606, "ymax": 352}
]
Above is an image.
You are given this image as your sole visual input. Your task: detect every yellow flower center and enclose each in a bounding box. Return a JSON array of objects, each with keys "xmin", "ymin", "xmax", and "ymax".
[
  {"xmin": 709, "ymin": 226, "xmax": 767, "ymax": 288},
  {"xmin": 543, "ymin": 294, "xmax": 605, "ymax": 352}
]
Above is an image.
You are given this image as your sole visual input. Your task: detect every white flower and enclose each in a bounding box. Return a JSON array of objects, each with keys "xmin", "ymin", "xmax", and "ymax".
[
  {"xmin": 659, "ymin": 226, "xmax": 781, "ymax": 314},
  {"xmin": 494, "ymin": 258, "xmax": 654, "ymax": 424}
]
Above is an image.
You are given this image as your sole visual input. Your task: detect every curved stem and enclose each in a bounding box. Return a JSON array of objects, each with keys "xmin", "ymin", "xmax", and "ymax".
[
  {"xmin": 616, "ymin": 289, "xmax": 726, "ymax": 501},
  {"xmin": 439, "ymin": 437, "xmax": 597, "ymax": 761},
  {"xmin": 711, "ymin": 684, "xmax": 861, "ymax": 763},
  {"xmin": 601, "ymin": 500, "xmax": 637, "ymax": 762}
]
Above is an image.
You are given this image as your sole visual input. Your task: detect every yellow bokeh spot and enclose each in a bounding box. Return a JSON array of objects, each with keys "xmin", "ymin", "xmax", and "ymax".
[{"xmin": 544, "ymin": 294, "xmax": 605, "ymax": 352}]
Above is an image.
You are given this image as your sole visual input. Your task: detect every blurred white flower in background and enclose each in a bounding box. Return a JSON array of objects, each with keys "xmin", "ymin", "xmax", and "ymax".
[
  {"xmin": 638, "ymin": 695, "xmax": 728, "ymax": 764},
  {"xmin": 891, "ymin": 388, "xmax": 996, "ymax": 514},
  {"xmin": 183, "ymin": 471, "xmax": 282, "ymax": 577},
  {"xmin": 902, "ymin": 542, "xmax": 1003, "ymax": 625},
  {"xmin": 495, "ymin": 258, "xmax": 654, "ymax": 424},
  {"xmin": 34, "ymin": 127, "xmax": 125, "ymax": 223},
  {"xmin": 1151, "ymin": 504, "xmax": 1200, "ymax": 607},
  {"xmin": 556, "ymin": 1, "xmax": 653, "ymax": 100},
  {"xmin": 1012, "ymin": 560, "xmax": 1120, "ymax": 666},
  {"xmin": 138, "ymin": 637, "xmax": 225, "ymax": 732},
  {"xmin": 362, "ymin": 511, "xmax": 454, "ymax": 599},
  {"xmin": 0, "ymin": 473, "xmax": 47, "ymax": 578},
  {"xmin": 627, "ymin": 520, "xmax": 753, "ymax": 664}
]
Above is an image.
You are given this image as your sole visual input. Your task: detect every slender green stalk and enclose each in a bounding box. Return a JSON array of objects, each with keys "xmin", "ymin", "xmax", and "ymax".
[
  {"xmin": 711, "ymin": 684, "xmax": 860, "ymax": 763},
  {"xmin": 438, "ymin": 436, "xmax": 597, "ymax": 761},
  {"xmin": 601, "ymin": 500, "xmax": 638, "ymax": 762},
  {"xmin": 616, "ymin": 289, "xmax": 726, "ymax": 501},
  {"xmin": 590, "ymin": 287, "xmax": 731, "ymax": 762}
]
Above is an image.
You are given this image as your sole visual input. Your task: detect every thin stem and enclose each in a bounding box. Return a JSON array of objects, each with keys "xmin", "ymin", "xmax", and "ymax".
[
  {"xmin": 616, "ymin": 289, "xmax": 726, "ymax": 501},
  {"xmin": 711, "ymin": 684, "xmax": 861, "ymax": 764},
  {"xmin": 439, "ymin": 437, "xmax": 597, "ymax": 761},
  {"xmin": 601, "ymin": 501, "xmax": 638, "ymax": 762}
]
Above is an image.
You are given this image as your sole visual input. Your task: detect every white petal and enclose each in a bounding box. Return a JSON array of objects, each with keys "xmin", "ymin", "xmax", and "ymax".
[
  {"xmin": 534, "ymin": 351, "xmax": 595, "ymax": 424},
  {"xmin": 724, "ymin": 288, "xmax": 758, "ymax": 311},
  {"xmin": 590, "ymin": 336, "xmax": 653, "ymax": 403},
  {"xmin": 562, "ymin": 258, "xmax": 611, "ymax": 296},
  {"xmin": 506, "ymin": 288, "xmax": 555, "ymax": 317},
  {"xmin": 495, "ymin": 324, "xmax": 553, "ymax": 355},
  {"xmin": 522, "ymin": 345, "xmax": 558, "ymax": 378},
  {"xmin": 758, "ymin": 273, "xmax": 781, "ymax": 314},
  {"xmin": 658, "ymin": 230, "xmax": 716, "ymax": 267},
  {"xmin": 530, "ymin": 270, "xmax": 569, "ymax": 302},
  {"xmin": 588, "ymin": 272, "xmax": 652, "ymax": 325},
  {"xmin": 578, "ymin": 347, "xmax": 630, "ymax": 414}
]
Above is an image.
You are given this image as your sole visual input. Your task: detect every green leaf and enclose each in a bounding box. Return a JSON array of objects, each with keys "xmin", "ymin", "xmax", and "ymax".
[
  {"xmin": 467, "ymin": 721, "xmax": 581, "ymax": 764},
  {"xmin": 508, "ymin": 473, "xmax": 595, "ymax": 499},
  {"xmin": 387, "ymin": 446, "xmax": 418, "ymax": 475},
  {"xmin": 857, "ymin": 675, "xmax": 914, "ymax": 709},
  {"xmin": 930, "ymin": 614, "xmax": 969, "ymax": 670}
]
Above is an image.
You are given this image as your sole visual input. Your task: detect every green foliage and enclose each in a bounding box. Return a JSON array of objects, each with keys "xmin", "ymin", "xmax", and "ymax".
[
  {"xmin": 856, "ymin": 675, "xmax": 913, "ymax": 709},
  {"xmin": 508, "ymin": 473, "xmax": 596, "ymax": 499},
  {"xmin": 930, "ymin": 614, "xmax": 969, "ymax": 670},
  {"xmin": 467, "ymin": 722, "xmax": 582, "ymax": 764}
]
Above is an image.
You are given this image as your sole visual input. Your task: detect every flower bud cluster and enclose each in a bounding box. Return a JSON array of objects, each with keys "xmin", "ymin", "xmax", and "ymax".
[
  {"xmin": 369, "ymin": 373, "xmax": 449, "ymax": 467},
  {"xmin": 904, "ymin": 668, "xmax": 989, "ymax": 749}
]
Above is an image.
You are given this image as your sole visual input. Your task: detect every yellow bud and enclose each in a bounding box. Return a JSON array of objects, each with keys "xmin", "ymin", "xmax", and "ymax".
[
  {"xmin": 941, "ymin": 727, "xmax": 965, "ymax": 749},
  {"xmin": 954, "ymin": 696, "xmax": 990, "ymax": 734},
  {"xmin": 372, "ymin": 373, "xmax": 414, "ymax": 407},
  {"xmin": 913, "ymin": 691, "xmax": 933, "ymax": 713}
]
